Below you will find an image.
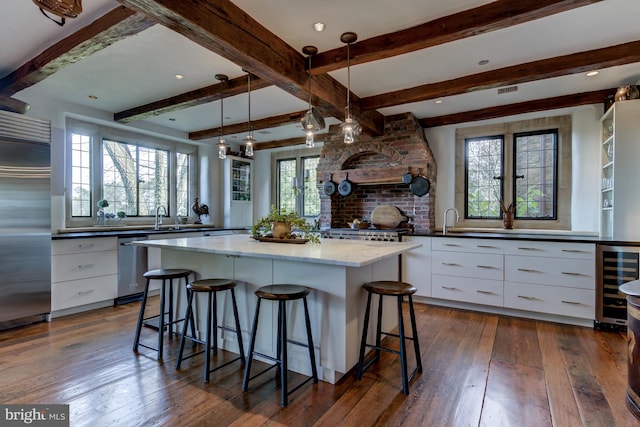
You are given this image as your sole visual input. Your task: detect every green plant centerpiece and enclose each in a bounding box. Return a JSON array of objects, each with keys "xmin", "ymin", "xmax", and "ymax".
[{"xmin": 251, "ymin": 205, "xmax": 320, "ymax": 243}]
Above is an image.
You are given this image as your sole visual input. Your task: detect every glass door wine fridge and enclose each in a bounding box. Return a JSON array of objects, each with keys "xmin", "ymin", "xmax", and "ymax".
[{"xmin": 596, "ymin": 244, "xmax": 640, "ymax": 327}]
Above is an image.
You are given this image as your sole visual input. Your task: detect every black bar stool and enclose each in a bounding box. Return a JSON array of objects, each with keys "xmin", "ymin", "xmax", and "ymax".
[
  {"xmin": 175, "ymin": 278, "xmax": 245, "ymax": 383},
  {"xmin": 132, "ymin": 268, "xmax": 194, "ymax": 360},
  {"xmin": 356, "ymin": 280, "xmax": 422, "ymax": 394},
  {"xmin": 242, "ymin": 284, "xmax": 318, "ymax": 407}
]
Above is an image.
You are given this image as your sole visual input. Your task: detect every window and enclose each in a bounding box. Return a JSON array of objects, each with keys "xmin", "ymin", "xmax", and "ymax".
[
  {"xmin": 513, "ymin": 130, "xmax": 557, "ymax": 219},
  {"xmin": 455, "ymin": 115, "xmax": 571, "ymax": 230},
  {"xmin": 102, "ymin": 140, "xmax": 169, "ymax": 216},
  {"xmin": 67, "ymin": 119, "xmax": 196, "ymax": 226},
  {"xmin": 70, "ymin": 133, "xmax": 91, "ymax": 217},
  {"xmin": 272, "ymin": 148, "xmax": 321, "ymax": 217}
]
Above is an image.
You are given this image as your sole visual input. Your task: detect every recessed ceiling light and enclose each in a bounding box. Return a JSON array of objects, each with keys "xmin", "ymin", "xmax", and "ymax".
[
  {"xmin": 478, "ymin": 59, "xmax": 489, "ymax": 66},
  {"xmin": 175, "ymin": 74, "xmax": 184, "ymax": 80},
  {"xmin": 586, "ymin": 71, "xmax": 599, "ymax": 77},
  {"xmin": 313, "ymin": 22, "xmax": 325, "ymax": 32},
  {"xmin": 434, "ymin": 99, "xmax": 443, "ymax": 104},
  {"xmin": 88, "ymin": 95, "xmax": 98, "ymax": 100}
]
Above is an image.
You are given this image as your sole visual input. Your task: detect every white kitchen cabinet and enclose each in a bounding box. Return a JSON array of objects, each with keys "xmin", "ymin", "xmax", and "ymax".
[
  {"xmin": 430, "ymin": 237, "xmax": 505, "ymax": 307},
  {"xmin": 224, "ymin": 156, "xmax": 253, "ymax": 228},
  {"xmin": 503, "ymin": 240, "xmax": 595, "ymax": 320},
  {"xmin": 599, "ymin": 100, "xmax": 640, "ymax": 239},
  {"xmin": 401, "ymin": 236, "xmax": 431, "ymax": 296},
  {"xmin": 51, "ymin": 237, "xmax": 118, "ymax": 315}
]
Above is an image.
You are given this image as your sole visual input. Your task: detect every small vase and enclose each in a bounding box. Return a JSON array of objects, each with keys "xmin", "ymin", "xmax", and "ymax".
[
  {"xmin": 503, "ymin": 213, "xmax": 514, "ymax": 229},
  {"xmin": 272, "ymin": 222, "xmax": 291, "ymax": 239}
]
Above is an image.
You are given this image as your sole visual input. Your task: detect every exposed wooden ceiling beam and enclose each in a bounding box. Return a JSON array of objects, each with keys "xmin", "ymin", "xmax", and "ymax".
[
  {"xmin": 116, "ymin": 0, "xmax": 384, "ymax": 136},
  {"xmin": 0, "ymin": 6, "xmax": 155, "ymax": 96},
  {"xmin": 114, "ymin": 75, "xmax": 271, "ymax": 123},
  {"xmin": 362, "ymin": 40, "xmax": 640, "ymax": 110},
  {"xmin": 310, "ymin": 0, "xmax": 602, "ymax": 75},
  {"xmin": 189, "ymin": 110, "xmax": 308, "ymax": 141},
  {"xmin": 251, "ymin": 133, "xmax": 329, "ymax": 151},
  {"xmin": 420, "ymin": 88, "xmax": 613, "ymax": 128}
]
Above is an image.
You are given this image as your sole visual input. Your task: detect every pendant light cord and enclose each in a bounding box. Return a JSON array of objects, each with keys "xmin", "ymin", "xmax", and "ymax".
[
  {"xmin": 308, "ymin": 56, "xmax": 313, "ymax": 109},
  {"xmin": 346, "ymin": 41, "xmax": 351, "ymax": 119},
  {"xmin": 247, "ymin": 73, "xmax": 252, "ymax": 135},
  {"xmin": 219, "ymin": 82, "xmax": 224, "ymax": 139}
]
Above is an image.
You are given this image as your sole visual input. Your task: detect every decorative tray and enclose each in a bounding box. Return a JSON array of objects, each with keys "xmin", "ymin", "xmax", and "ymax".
[{"xmin": 251, "ymin": 236, "xmax": 309, "ymax": 244}]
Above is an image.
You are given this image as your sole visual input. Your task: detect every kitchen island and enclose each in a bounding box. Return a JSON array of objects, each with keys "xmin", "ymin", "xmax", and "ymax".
[{"xmin": 133, "ymin": 234, "xmax": 421, "ymax": 383}]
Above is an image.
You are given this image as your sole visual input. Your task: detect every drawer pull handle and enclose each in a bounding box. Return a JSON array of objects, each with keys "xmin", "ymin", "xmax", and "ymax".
[
  {"xmin": 561, "ymin": 249, "xmax": 587, "ymax": 253},
  {"xmin": 517, "ymin": 247, "xmax": 541, "ymax": 251},
  {"xmin": 77, "ymin": 244, "xmax": 95, "ymax": 249},
  {"xmin": 477, "ymin": 245, "xmax": 499, "ymax": 249},
  {"xmin": 442, "ymin": 286, "xmax": 459, "ymax": 291},
  {"xmin": 476, "ymin": 265, "xmax": 496, "ymax": 269},
  {"xmin": 517, "ymin": 268, "xmax": 540, "ymax": 273},
  {"xmin": 561, "ymin": 272, "xmax": 582, "ymax": 276},
  {"xmin": 76, "ymin": 264, "xmax": 95, "ymax": 270},
  {"xmin": 443, "ymin": 243, "xmax": 461, "ymax": 247},
  {"xmin": 77, "ymin": 290, "xmax": 95, "ymax": 296},
  {"xmin": 442, "ymin": 262, "xmax": 460, "ymax": 266},
  {"xmin": 517, "ymin": 295, "xmax": 536, "ymax": 300},
  {"xmin": 476, "ymin": 290, "xmax": 494, "ymax": 295},
  {"xmin": 561, "ymin": 300, "xmax": 581, "ymax": 305}
]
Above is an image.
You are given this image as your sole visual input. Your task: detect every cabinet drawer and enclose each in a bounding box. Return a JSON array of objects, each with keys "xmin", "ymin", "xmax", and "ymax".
[
  {"xmin": 52, "ymin": 274, "xmax": 117, "ymax": 311},
  {"xmin": 503, "ymin": 240, "xmax": 594, "ymax": 260},
  {"xmin": 52, "ymin": 237, "xmax": 117, "ymax": 255},
  {"xmin": 432, "ymin": 252, "xmax": 503, "ymax": 280},
  {"xmin": 432, "ymin": 238, "xmax": 503, "ymax": 254},
  {"xmin": 504, "ymin": 281, "xmax": 594, "ymax": 319},
  {"xmin": 432, "ymin": 274, "xmax": 503, "ymax": 307},
  {"xmin": 505, "ymin": 256, "xmax": 594, "ymax": 289},
  {"xmin": 52, "ymin": 251, "xmax": 117, "ymax": 282}
]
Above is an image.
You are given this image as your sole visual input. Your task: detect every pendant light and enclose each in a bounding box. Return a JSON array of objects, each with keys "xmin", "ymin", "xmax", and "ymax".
[
  {"xmin": 340, "ymin": 32, "xmax": 361, "ymax": 144},
  {"xmin": 301, "ymin": 45, "xmax": 324, "ymax": 148},
  {"xmin": 244, "ymin": 71, "xmax": 254, "ymax": 158},
  {"xmin": 215, "ymin": 74, "xmax": 228, "ymax": 159}
]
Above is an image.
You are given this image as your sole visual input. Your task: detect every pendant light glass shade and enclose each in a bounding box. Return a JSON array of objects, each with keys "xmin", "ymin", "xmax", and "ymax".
[
  {"xmin": 244, "ymin": 71, "xmax": 254, "ymax": 157},
  {"xmin": 215, "ymin": 74, "xmax": 228, "ymax": 160},
  {"xmin": 301, "ymin": 46, "xmax": 323, "ymax": 148},
  {"xmin": 340, "ymin": 32, "xmax": 360, "ymax": 144}
]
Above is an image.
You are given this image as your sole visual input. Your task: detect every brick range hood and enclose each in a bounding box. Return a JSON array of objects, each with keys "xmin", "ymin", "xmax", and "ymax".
[{"xmin": 317, "ymin": 113, "xmax": 437, "ymax": 233}]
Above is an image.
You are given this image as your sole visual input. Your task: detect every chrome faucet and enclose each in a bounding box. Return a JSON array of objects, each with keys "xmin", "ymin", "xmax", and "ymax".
[
  {"xmin": 154, "ymin": 205, "xmax": 167, "ymax": 230},
  {"xmin": 443, "ymin": 208, "xmax": 459, "ymax": 235}
]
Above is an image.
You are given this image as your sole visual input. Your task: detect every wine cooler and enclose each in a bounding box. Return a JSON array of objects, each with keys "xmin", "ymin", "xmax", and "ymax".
[{"xmin": 596, "ymin": 245, "xmax": 640, "ymax": 327}]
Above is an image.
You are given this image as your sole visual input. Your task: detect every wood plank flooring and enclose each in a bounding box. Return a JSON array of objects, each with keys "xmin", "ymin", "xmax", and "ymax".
[{"xmin": 0, "ymin": 298, "xmax": 637, "ymax": 427}]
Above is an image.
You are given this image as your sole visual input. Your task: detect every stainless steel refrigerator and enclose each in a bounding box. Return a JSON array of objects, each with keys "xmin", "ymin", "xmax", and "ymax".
[{"xmin": 0, "ymin": 110, "xmax": 51, "ymax": 329}]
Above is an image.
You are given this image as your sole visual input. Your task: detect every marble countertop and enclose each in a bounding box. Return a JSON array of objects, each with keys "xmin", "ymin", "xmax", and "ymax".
[{"xmin": 131, "ymin": 234, "xmax": 422, "ymax": 267}]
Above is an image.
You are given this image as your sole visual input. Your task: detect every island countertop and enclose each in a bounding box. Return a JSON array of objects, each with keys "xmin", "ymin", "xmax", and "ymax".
[{"xmin": 132, "ymin": 234, "xmax": 421, "ymax": 267}]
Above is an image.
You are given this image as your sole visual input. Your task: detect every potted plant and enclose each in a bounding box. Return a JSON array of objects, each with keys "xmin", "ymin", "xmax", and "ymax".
[
  {"xmin": 500, "ymin": 200, "xmax": 515, "ymax": 229},
  {"xmin": 251, "ymin": 205, "xmax": 320, "ymax": 243}
]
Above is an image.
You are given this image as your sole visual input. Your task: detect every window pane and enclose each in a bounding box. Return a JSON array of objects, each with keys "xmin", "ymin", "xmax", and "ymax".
[
  {"xmin": 278, "ymin": 159, "xmax": 296, "ymax": 213},
  {"xmin": 302, "ymin": 156, "xmax": 320, "ymax": 217},
  {"xmin": 514, "ymin": 131, "xmax": 557, "ymax": 219},
  {"xmin": 465, "ymin": 136, "xmax": 503, "ymax": 218},
  {"xmin": 71, "ymin": 133, "xmax": 91, "ymax": 217},
  {"xmin": 138, "ymin": 146, "xmax": 169, "ymax": 216},
  {"xmin": 103, "ymin": 140, "xmax": 138, "ymax": 216},
  {"xmin": 176, "ymin": 153, "xmax": 189, "ymax": 217}
]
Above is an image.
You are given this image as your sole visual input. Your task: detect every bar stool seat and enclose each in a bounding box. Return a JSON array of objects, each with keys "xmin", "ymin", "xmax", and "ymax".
[
  {"xmin": 242, "ymin": 284, "xmax": 318, "ymax": 407},
  {"xmin": 132, "ymin": 268, "xmax": 194, "ymax": 360},
  {"xmin": 356, "ymin": 280, "xmax": 422, "ymax": 394},
  {"xmin": 175, "ymin": 278, "xmax": 245, "ymax": 383}
]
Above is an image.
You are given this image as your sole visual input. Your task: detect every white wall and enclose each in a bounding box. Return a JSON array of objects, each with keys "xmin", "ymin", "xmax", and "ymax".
[{"xmin": 424, "ymin": 104, "xmax": 602, "ymax": 232}]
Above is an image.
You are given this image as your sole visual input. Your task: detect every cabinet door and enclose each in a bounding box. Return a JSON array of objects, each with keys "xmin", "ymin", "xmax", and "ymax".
[{"xmin": 401, "ymin": 236, "xmax": 431, "ymax": 296}]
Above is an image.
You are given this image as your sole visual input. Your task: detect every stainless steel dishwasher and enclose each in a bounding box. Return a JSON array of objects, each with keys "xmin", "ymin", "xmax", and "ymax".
[{"xmin": 117, "ymin": 236, "xmax": 148, "ymax": 304}]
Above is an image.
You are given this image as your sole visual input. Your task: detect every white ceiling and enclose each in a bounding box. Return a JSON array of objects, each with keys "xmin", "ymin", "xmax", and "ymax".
[{"xmin": 2, "ymin": 0, "xmax": 640, "ymax": 146}]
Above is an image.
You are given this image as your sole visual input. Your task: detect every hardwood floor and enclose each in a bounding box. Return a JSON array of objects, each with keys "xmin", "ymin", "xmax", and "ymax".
[{"xmin": 0, "ymin": 298, "xmax": 636, "ymax": 427}]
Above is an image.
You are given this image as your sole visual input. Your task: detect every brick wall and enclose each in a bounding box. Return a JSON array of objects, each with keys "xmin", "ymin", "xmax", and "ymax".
[{"xmin": 317, "ymin": 113, "xmax": 437, "ymax": 233}]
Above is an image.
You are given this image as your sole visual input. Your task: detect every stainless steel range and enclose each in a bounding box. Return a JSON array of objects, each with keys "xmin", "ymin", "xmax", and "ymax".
[{"xmin": 320, "ymin": 228, "xmax": 407, "ymax": 242}]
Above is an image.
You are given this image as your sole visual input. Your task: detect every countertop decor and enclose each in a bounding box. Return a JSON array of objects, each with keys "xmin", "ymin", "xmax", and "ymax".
[{"xmin": 251, "ymin": 205, "xmax": 319, "ymax": 243}]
